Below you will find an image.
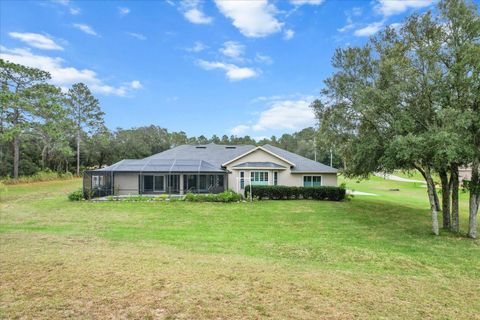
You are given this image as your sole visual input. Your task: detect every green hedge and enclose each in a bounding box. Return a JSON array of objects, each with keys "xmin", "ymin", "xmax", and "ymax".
[
  {"xmin": 244, "ymin": 185, "xmax": 346, "ymax": 201},
  {"xmin": 184, "ymin": 189, "xmax": 242, "ymax": 203}
]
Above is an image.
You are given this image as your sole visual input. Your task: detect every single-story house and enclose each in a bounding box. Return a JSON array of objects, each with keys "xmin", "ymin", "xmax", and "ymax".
[{"xmin": 83, "ymin": 143, "xmax": 338, "ymax": 197}]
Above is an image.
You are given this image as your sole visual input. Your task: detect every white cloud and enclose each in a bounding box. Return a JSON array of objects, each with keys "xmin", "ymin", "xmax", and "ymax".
[
  {"xmin": 290, "ymin": 0, "xmax": 324, "ymax": 5},
  {"xmin": 375, "ymin": 0, "xmax": 434, "ymax": 17},
  {"xmin": 187, "ymin": 41, "xmax": 207, "ymax": 52},
  {"xmin": 72, "ymin": 23, "xmax": 98, "ymax": 36},
  {"xmin": 184, "ymin": 8, "xmax": 213, "ymax": 24},
  {"xmin": 69, "ymin": 7, "xmax": 81, "ymax": 15},
  {"xmin": 338, "ymin": 23, "xmax": 355, "ymax": 33},
  {"xmin": 283, "ymin": 29, "xmax": 295, "ymax": 40},
  {"xmin": 220, "ymin": 41, "xmax": 245, "ymax": 58},
  {"xmin": 231, "ymin": 124, "xmax": 250, "ymax": 135},
  {"xmin": 197, "ymin": 60, "xmax": 258, "ymax": 81},
  {"xmin": 338, "ymin": 7, "xmax": 363, "ymax": 33},
  {"xmin": 51, "ymin": 0, "xmax": 80, "ymax": 15},
  {"xmin": 354, "ymin": 21, "xmax": 384, "ymax": 37},
  {"xmin": 181, "ymin": 0, "xmax": 213, "ymax": 24},
  {"xmin": 126, "ymin": 32, "xmax": 147, "ymax": 40},
  {"xmin": 130, "ymin": 80, "xmax": 142, "ymax": 89},
  {"xmin": 252, "ymin": 98, "xmax": 315, "ymax": 131},
  {"xmin": 215, "ymin": 0, "xmax": 283, "ymax": 38},
  {"xmin": 255, "ymin": 53, "xmax": 273, "ymax": 64},
  {"xmin": 0, "ymin": 46, "xmax": 140, "ymax": 97},
  {"xmin": 9, "ymin": 32, "xmax": 63, "ymax": 51},
  {"xmin": 118, "ymin": 7, "xmax": 130, "ymax": 15}
]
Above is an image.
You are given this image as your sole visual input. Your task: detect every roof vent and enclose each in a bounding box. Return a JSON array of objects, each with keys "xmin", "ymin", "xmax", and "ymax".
[
  {"xmin": 195, "ymin": 146, "xmax": 207, "ymax": 149},
  {"xmin": 226, "ymin": 146, "xmax": 236, "ymax": 149}
]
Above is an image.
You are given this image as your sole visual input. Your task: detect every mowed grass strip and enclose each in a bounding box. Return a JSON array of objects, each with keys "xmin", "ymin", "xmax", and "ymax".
[{"xmin": 1, "ymin": 178, "xmax": 479, "ymax": 319}]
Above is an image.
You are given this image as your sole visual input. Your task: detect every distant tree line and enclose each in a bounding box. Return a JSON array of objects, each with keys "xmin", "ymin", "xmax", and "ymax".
[
  {"xmin": 312, "ymin": 0, "xmax": 479, "ymax": 238},
  {"xmin": 0, "ymin": 60, "xmax": 337, "ymax": 180}
]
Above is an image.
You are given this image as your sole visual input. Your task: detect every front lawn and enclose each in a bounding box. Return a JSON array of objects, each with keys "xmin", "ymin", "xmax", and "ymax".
[{"xmin": 0, "ymin": 178, "xmax": 479, "ymax": 319}]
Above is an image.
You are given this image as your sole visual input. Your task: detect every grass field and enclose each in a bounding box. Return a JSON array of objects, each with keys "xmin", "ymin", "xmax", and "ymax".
[{"xmin": 1, "ymin": 177, "xmax": 479, "ymax": 319}]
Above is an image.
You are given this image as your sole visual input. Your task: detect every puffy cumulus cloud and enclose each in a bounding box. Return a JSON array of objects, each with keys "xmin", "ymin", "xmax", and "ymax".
[
  {"xmin": 130, "ymin": 80, "xmax": 142, "ymax": 89},
  {"xmin": 0, "ymin": 46, "xmax": 141, "ymax": 97},
  {"xmin": 220, "ymin": 41, "xmax": 245, "ymax": 58},
  {"xmin": 252, "ymin": 98, "xmax": 316, "ymax": 131},
  {"xmin": 230, "ymin": 124, "xmax": 250, "ymax": 135},
  {"xmin": 181, "ymin": 0, "xmax": 213, "ymax": 24},
  {"xmin": 8, "ymin": 32, "xmax": 63, "ymax": 50},
  {"xmin": 214, "ymin": 0, "xmax": 282, "ymax": 38},
  {"xmin": 375, "ymin": 0, "xmax": 434, "ymax": 17},
  {"xmin": 197, "ymin": 60, "xmax": 258, "ymax": 81},
  {"xmin": 283, "ymin": 29, "xmax": 295, "ymax": 40}
]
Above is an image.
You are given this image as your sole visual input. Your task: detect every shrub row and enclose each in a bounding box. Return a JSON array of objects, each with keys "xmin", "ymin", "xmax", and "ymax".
[
  {"xmin": 184, "ymin": 190, "xmax": 242, "ymax": 203},
  {"xmin": 244, "ymin": 185, "xmax": 346, "ymax": 201},
  {"xmin": 2, "ymin": 170, "xmax": 74, "ymax": 185}
]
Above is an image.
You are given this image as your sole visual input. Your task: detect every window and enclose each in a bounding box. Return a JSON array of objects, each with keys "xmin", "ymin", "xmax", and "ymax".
[
  {"xmin": 92, "ymin": 175, "xmax": 104, "ymax": 187},
  {"xmin": 154, "ymin": 176, "xmax": 164, "ymax": 191},
  {"xmin": 274, "ymin": 172, "xmax": 278, "ymax": 185},
  {"xmin": 240, "ymin": 171, "xmax": 245, "ymax": 189},
  {"xmin": 216, "ymin": 175, "xmax": 224, "ymax": 188},
  {"xmin": 251, "ymin": 171, "xmax": 269, "ymax": 185},
  {"xmin": 143, "ymin": 175, "xmax": 154, "ymax": 191},
  {"xmin": 303, "ymin": 176, "xmax": 322, "ymax": 187},
  {"xmin": 199, "ymin": 175, "xmax": 207, "ymax": 190}
]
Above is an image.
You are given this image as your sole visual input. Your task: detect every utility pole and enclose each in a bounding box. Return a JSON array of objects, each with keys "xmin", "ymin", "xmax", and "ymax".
[{"xmin": 313, "ymin": 136, "xmax": 317, "ymax": 162}]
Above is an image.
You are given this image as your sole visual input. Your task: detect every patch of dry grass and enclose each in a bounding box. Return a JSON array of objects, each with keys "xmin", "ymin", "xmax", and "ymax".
[
  {"xmin": 1, "ymin": 233, "xmax": 478, "ymax": 319},
  {"xmin": 1, "ymin": 179, "xmax": 479, "ymax": 319}
]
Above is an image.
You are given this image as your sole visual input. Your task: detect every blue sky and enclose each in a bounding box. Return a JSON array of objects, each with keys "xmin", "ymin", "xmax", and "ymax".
[{"xmin": 0, "ymin": 0, "xmax": 442, "ymax": 140}]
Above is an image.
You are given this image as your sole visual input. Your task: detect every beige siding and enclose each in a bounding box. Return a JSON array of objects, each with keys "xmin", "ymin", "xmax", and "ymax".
[
  {"xmin": 226, "ymin": 148, "xmax": 338, "ymax": 193},
  {"xmin": 114, "ymin": 173, "xmax": 139, "ymax": 195}
]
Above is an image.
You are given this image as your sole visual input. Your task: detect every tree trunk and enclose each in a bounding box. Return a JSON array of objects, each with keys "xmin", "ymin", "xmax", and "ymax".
[
  {"xmin": 41, "ymin": 145, "xmax": 48, "ymax": 170},
  {"xmin": 439, "ymin": 168, "xmax": 451, "ymax": 229},
  {"xmin": 433, "ymin": 184, "xmax": 441, "ymax": 213},
  {"xmin": 451, "ymin": 164, "xmax": 460, "ymax": 233},
  {"xmin": 468, "ymin": 162, "xmax": 479, "ymax": 239},
  {"xmin": 425, "ymin": 168, "xmax": 440, "ymax": 235},
  {"xmin": 12, "ymin": 108, "xmax": 20, "ymax": 179},
  {"xmin": 76, "ymin": 129, "xmax": 80, "ymax": 176},
  {"xmin": 12, "ymin": 134, "xmax": 19, "ymax": 179}
]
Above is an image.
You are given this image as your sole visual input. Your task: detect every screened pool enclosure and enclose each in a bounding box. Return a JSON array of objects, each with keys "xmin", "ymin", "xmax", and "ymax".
[{"xmin": 83, "ymin": 159, "xmax": 227, "ymax": 198}]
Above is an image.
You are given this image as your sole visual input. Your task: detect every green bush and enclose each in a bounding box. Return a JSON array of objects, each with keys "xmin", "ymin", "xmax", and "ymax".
[
  {"xmin": 68, "ymin": 189, "xmax": 84, "ymax": 201},
  {"xmin": 184, "ymin": 190, "xmax": 242, "ymax": 203},
  {"xmin": 244, "ymin": 185, "xmax": 346, "ymax": 201}
]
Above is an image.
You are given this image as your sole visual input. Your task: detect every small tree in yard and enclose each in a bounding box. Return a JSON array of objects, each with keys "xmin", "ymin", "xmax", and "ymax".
[{"xmin": 66, "ymin": 83, "xmax": 104, "ymax": 176}]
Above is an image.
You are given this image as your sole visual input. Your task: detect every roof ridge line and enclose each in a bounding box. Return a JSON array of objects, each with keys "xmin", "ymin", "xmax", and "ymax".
[{"xmin": 139, "ymin": 157, "xmax": 154, "ymax": 173}]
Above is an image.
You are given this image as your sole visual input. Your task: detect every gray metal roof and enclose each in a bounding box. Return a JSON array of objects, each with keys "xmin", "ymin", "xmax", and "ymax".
[
  {"xmin": 232, "ymin": 162, "xmax": 286, "ymax": 169},
  {"xmin": 94, "ymin": 158, "xmax": 225, "ymax": 173},
  {"xmin": 145, "ymin": 143, "xmax": 256, "ymax": 168},
  {"xmin": 262, "ymin": 144, "xmax": 337, "ymax": 173},
  {"xmin": 89, "ymin": 143, "xmax": 337, "ymax": 174}
]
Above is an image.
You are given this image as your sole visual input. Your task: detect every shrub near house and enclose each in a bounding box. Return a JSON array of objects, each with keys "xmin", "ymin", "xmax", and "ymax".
[{"xmin": 245, "ymin": 185, "xmax": 346, "ymax": 201}]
